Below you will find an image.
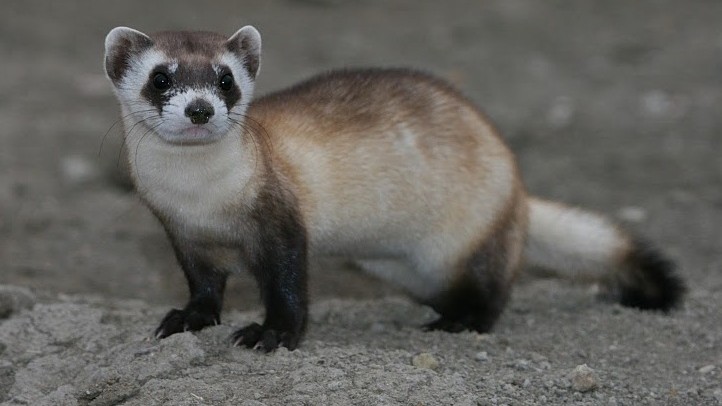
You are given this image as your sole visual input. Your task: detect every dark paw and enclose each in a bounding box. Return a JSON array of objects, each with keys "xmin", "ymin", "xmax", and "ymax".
[
  {"xmin": 423, "ymin": 315, "xmax": 492, "ymax": 334},
  {"xmin": 155, "ymin": 308, "xmax": 219, "ymax": 339},
  {"xmin": 423, "ymin": 317, "xmax": 470, "ymax": 333},
  {"xmin": 230, "ymin": 323, "xmax": 300, "ymax": 352}
]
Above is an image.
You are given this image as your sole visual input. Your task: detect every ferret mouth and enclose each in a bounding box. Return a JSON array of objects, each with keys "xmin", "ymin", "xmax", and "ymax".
[
  {"xmin": 179, "ymin": 126, "xmax": 213, "ymax": 139},
  {"xmin": 161, "ymin": 126, "xmax": 224, "ymax": 145}
]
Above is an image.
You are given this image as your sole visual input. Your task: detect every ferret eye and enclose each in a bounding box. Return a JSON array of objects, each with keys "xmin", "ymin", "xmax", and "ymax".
[
  {"xmin": 153, "ymin": 73, "xmax": 171, "ymax": 90},
  {"xmin": 219, "ymin": 74, "xmax": 234, "ymax": 91}
]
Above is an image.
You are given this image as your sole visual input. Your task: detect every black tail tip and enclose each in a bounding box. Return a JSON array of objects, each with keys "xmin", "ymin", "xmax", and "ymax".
[{"xmin": 618, "ymin": 239, "xmax": 686, "ymax": 312}]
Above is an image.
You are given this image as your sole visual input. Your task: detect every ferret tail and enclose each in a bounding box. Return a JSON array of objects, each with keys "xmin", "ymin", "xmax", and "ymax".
[{"xmin": 524, "ymin": 197, "xmax": 685, "ymax": 311}]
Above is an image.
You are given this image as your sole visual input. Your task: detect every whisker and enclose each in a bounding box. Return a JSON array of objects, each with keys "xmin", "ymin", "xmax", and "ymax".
[
  {"xmin": 133, "ymin": 119, "xmax": 165, "ymax": 193},
  {"xmin": 100, "ymin": 108, "xmax": 158, "ymax": 156},
  {"xmin": 240, "ymin": 115, "xmax": 274, "ymax": 165},
  {"xmin": 117, "ymin": 116, "xmax": 162, "ymax": 168},
  {"xmin": 229, "ymin": 112, "xmax": 273, "ymax": 154}
]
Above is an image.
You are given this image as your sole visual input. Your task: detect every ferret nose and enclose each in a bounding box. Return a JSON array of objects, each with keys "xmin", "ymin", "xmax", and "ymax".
[{"xmin": 184, "ymin": 99, "xmax": 214, "ymax": 125}]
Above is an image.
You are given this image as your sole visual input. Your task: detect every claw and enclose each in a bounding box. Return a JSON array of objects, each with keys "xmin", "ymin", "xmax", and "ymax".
[
  {"xmin": 155, "ymin": 307, "xmax": 219, "ymax": 339},
  {"xmin": 230, "ymin": 322, "xmax": 297, "ymax": 352},
  {"xmin": 232, "ymin": 335, "xmax": 244, "ymax": 347}
]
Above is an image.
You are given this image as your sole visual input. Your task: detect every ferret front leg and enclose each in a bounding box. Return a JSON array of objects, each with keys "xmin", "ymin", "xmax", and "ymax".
[
  {"xmin": 155, "ymin": 242, "xmax": 229, "ymax": 339},
  {"xmin": 232, "ymin": 211, "xmax": 309, "ymax": 352}
]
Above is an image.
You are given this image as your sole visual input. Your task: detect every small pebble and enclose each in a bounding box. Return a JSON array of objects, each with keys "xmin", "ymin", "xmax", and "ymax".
[
  {"xmin": 412, "ymin": 353, "xmax": 440, "ymax": 370},
  {"xmin": 698, "ymin": 364, "xmax": 715, "ymax": 374},
  {"xmin": 570, "ymin": 364, "xmax": 599, "ymax": 392},
  {"xmin": 475, "ymin": 351, "xmax": 489, "ymax": 362},
  {"xmin": 514, "ymin": 359, "xmax": 530, "ymax": 371}
]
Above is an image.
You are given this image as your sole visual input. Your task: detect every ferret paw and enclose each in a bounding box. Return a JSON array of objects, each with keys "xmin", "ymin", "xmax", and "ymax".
[
  {"xmin": 423, "ymin": 317, "xmax": 469, "ymax": 333},
  {"xmin": 155, "ymin": 308, "xmax": 219, "ymax": 339},
  {"xmin": 231, "ymin": 323, "xmax": 300, "ymax": 352}
]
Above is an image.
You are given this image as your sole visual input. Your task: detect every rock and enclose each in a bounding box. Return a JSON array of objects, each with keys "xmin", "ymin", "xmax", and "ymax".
[
  {"xmin": 513, "ymin": 359, "xmax": 530, "ymax": 371},
  {"xmin": 570, "ymin": 364, "xmax": 599, "ymax": 392},
  {"xmin": 0, "ymin": 285, "xmax": 36, "ymax": 319},
  {"xmin": 698, "ymin": 364, "xmax": 715, "ymax": 374},
  {"xmin": 412, "ymin": 353, "xmax": 440, "ymax": 370},
  {"xmin": 475, "ymin": 351, "xmax": 489, "ymax": 362}
]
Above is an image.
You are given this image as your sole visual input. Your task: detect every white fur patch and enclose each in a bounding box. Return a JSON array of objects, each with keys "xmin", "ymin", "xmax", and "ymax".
[
  {"xmin": 526, "ymin": 197, "xmax": 629, "ymax": 281},
  {"xmin": 124, "ymin": 126, "xmax": 256, "ymax": 240}
]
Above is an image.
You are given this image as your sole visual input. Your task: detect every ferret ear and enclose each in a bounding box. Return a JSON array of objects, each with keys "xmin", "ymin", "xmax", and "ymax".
[
  {"xmin": 226, "ymin": 26, "xmax": 262, "ymax": 79},
  {"xmin": 104, "ymin": 26, "xmax": 153, "ymax": 85}
]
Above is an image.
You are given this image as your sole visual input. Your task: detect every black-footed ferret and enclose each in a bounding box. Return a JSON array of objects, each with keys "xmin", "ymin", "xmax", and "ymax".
[{"xmin": 103, "ymin": 26, "xmax": 685, "ymax": 351}]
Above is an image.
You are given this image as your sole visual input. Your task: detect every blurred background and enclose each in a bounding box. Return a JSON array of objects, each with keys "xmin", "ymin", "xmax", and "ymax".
[{"xmin": 1, "ymin": 0, "xmax": 720, "ymax": 310}]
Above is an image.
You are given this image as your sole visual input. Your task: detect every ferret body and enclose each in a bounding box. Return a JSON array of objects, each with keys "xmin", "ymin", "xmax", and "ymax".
[{"xmin": 104, "ymin": 26, "xmax": 684, "ymax": 350}]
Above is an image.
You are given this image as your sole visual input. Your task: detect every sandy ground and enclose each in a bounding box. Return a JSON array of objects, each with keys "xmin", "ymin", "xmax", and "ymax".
[{"xmin": 1, "ymin": 0, "xmax": 721, "ymax": 404}]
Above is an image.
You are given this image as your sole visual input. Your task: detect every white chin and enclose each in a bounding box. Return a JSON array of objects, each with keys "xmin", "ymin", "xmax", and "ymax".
[{"xmin": 159, "ymin": 127, "xmax": 225, "ymax": 145}]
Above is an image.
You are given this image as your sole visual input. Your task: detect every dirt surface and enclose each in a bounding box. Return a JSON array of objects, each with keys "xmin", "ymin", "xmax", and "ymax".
[{"xmin": 1, "ymin": 0, "xmax": 721, "ymax": 404}]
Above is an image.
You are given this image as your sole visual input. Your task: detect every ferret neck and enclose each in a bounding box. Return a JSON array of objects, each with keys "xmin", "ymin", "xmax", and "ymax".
[{"xmin": 124, "ymin": 122, "xmax": 262, "ymax": 216}]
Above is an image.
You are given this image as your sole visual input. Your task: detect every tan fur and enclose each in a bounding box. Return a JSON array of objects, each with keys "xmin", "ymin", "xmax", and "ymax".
[{"xmin": 245, "ymin": 70, "xmax": 524, "ymax": 299}]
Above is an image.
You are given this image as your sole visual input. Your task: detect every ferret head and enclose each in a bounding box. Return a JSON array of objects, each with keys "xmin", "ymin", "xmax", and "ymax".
[{"xmin": 104, "ymin": 26, "xmax": 261, "ymax": 145}]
